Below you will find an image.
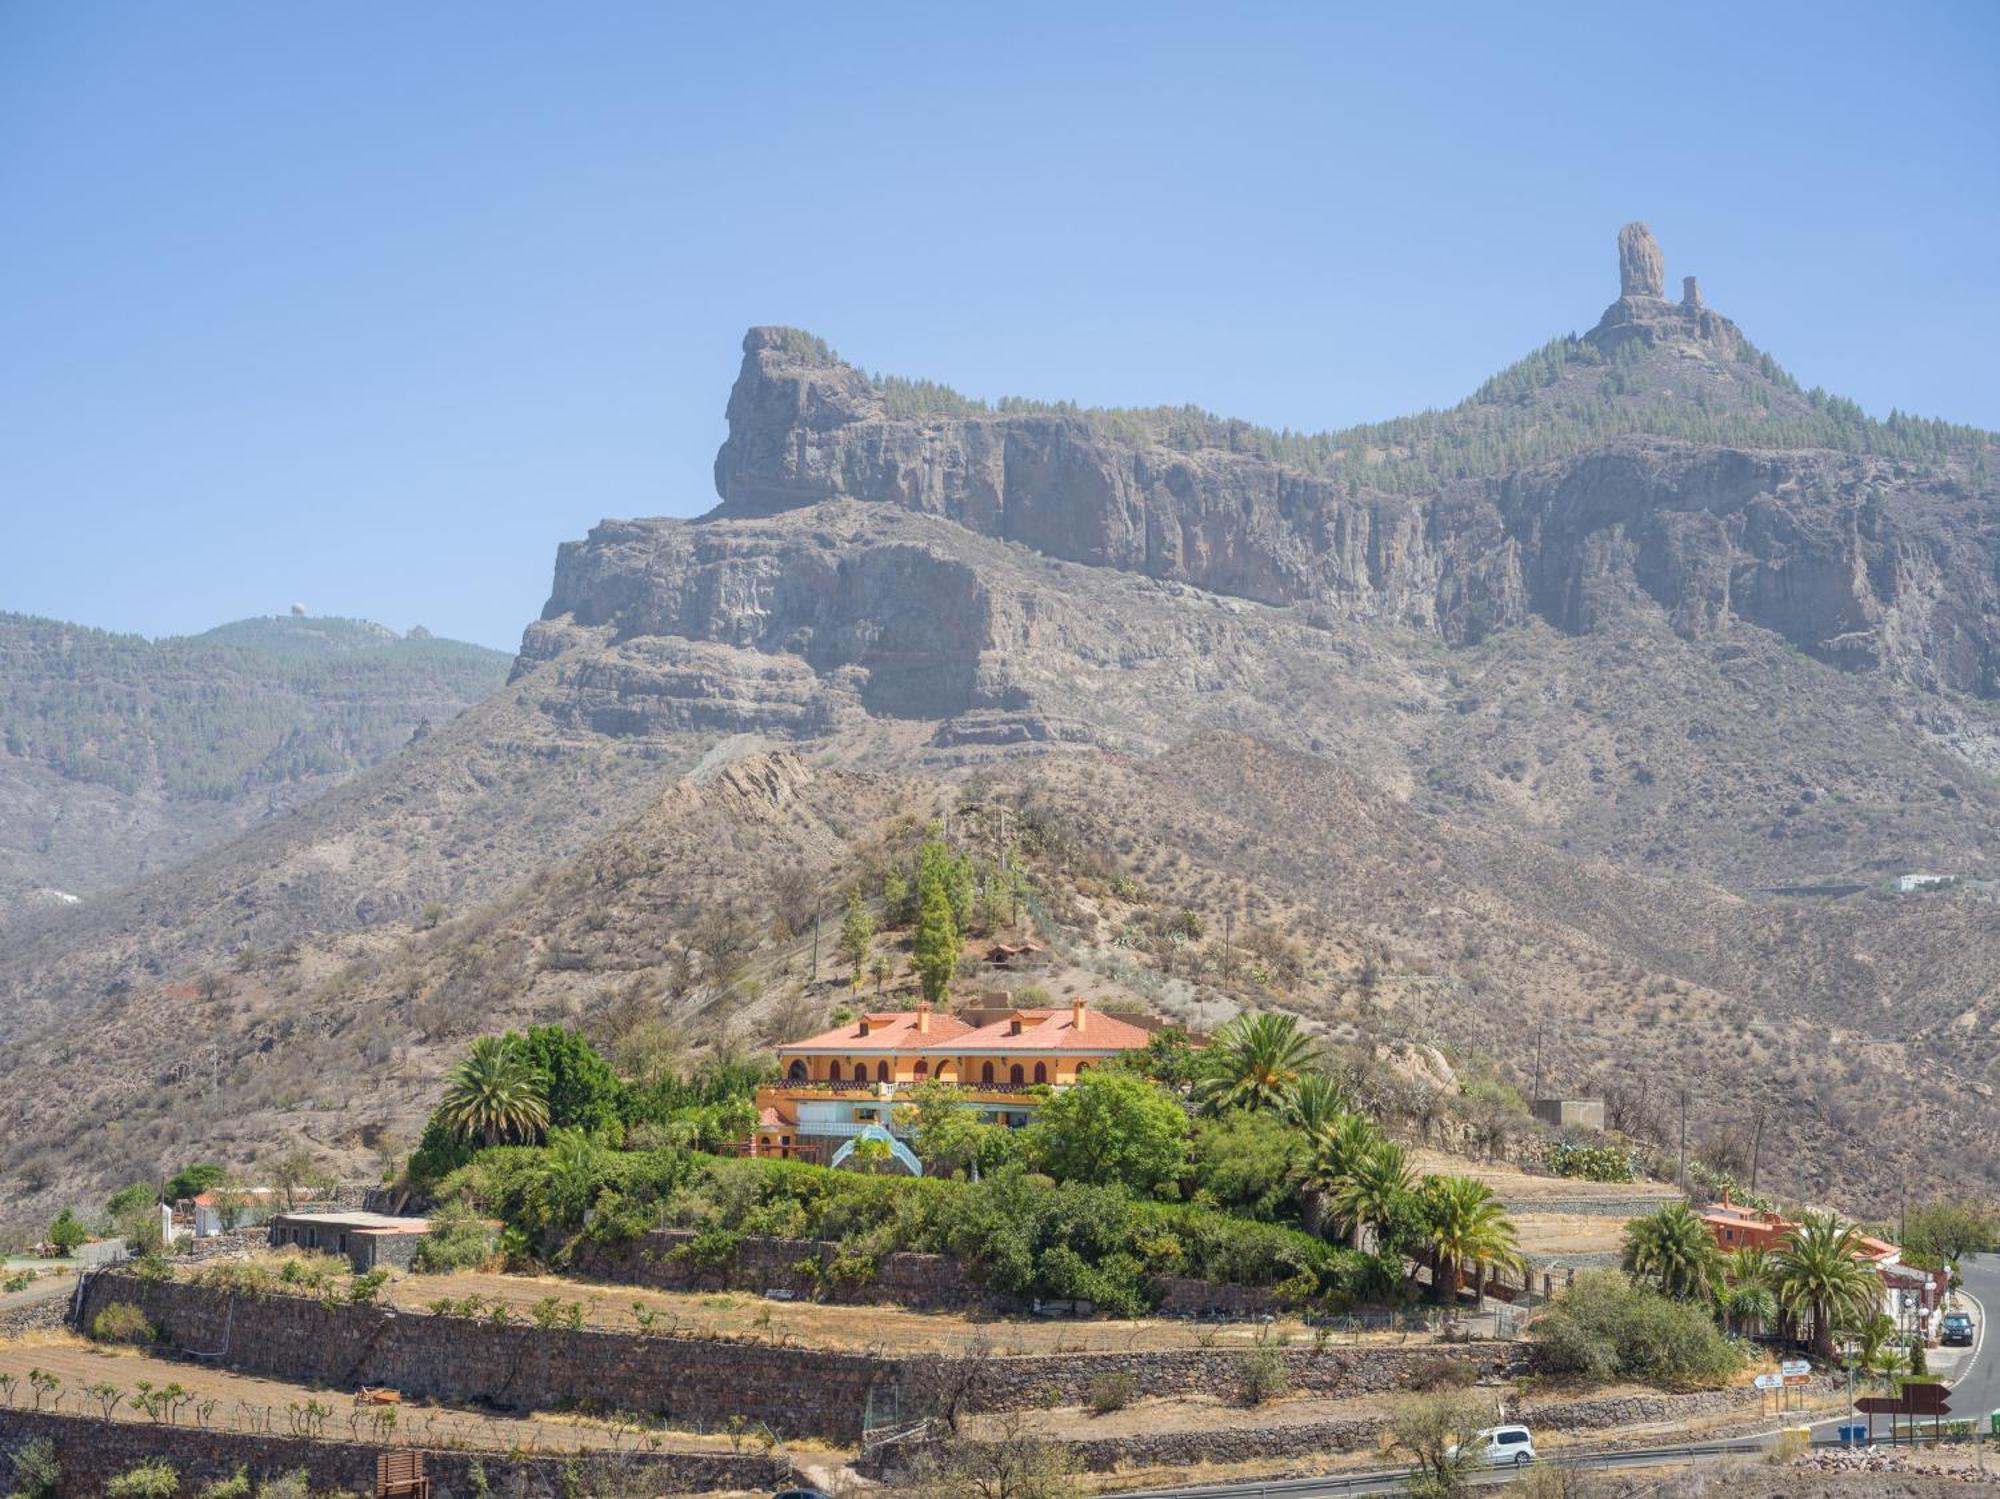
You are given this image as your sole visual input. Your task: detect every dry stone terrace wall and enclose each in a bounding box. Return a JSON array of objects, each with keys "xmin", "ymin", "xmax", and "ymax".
[
  {"xmin": 0, "ymin": 1409, "xmax": 791, "ymax": 1498},
  {"xmin": 937, "ymin": 1344, "xmax": 1502, "ymax": 1413},
  {"xmin": 74, "ymin": 1272, "xmax": 1502, "ymax": 1440},
  {"xmin": 76, "ymin": 1271, "xmax": 891, "ymax": 1442}
]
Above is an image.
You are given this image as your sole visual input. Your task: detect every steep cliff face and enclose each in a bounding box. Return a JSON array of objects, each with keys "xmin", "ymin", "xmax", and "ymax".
[{"xmin": 702, "ymin": 230, "xmax": 1998, "ymax": 699}]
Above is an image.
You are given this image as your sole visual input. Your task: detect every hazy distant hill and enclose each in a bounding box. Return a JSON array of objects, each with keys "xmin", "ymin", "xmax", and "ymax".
[{"xmin": 0, "ymin": 612, "xmax": 510, "ymax": 911}]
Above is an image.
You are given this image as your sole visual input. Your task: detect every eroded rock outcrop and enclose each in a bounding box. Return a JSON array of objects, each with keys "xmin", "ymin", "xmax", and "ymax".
[
  {"xmin": 532, "ymin": 227, "xmax": 1998, "ymax": 723},
  {"xmin": 1619, "ymin": 220, "xmax": 1666, "ymax": 297}
]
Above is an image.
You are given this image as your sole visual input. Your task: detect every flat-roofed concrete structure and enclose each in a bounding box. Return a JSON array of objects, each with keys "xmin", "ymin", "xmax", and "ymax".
[{"xmin": 267, "ymin": 1210, "xmax": 430, "ymax": 1272}]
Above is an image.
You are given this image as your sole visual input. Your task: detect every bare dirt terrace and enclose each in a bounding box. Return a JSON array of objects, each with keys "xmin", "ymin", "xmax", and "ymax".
[
  {"xmin": 378, "ymin": 1269, "xmax": 1463, "ymax": 1355},
  {"xmin": 0, "ymin": 1332, "xmax": 800, "ymax": 1458},
  {"xmin": 1404, "ymin": 1150, "xmax": 1678, "ymax": 1206}
]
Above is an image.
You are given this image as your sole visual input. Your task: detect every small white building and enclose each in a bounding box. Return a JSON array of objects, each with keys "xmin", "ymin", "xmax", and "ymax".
[{"xmin": 1894, "ymin": 873, "xmax": 1951, "ymax": 893}]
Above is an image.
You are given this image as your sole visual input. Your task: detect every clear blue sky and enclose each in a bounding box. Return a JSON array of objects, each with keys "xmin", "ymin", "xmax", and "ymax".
[{"xmin": 3, "ymin": 2, "xmax": 1995, "ymax": 650}]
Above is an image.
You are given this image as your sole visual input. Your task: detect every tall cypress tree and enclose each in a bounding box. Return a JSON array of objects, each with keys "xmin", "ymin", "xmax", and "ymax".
[{"xmin": 912, "ymin": 847, "xmax": 960, "ymax": 1003}]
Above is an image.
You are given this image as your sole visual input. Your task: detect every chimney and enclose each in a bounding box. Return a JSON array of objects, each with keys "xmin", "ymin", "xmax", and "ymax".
[
  {"xmin": 915, "ymin": 1002, "xmax": 930, "ymax": 1034},
  {"xmin": 1072, "ymin": 998, "xmax": 1088, "ymax": 1032},
  {"xmin": 1009, "ymin": 1016, "xmax": 1024, "ymax": 1036},
  {"xmin": 1719, "ymin": 1184, "xmax": 1731, "ymax": 1208},
  {"xmin": 857, "ymin": 1018, "xmax": 870, "ymax": 1038}
]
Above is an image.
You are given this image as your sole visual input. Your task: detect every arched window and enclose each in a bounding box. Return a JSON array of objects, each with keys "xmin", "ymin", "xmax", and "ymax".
[
  {"xmin": 876, "ymin": 1060, "xmax": 890, "ymax": 1083},
  {"xmin": 1074, "ymin": 1061, "xmax": 1090, "ymax": 1075},
  {"xmin": 787, "ymin": 1059, "xmax": 807, "ymax": 1082},
  {"xmin": 828, "ymin": 1060, "xmax": 842, "ymax": 1082},
  {"xmin": 1010, "ymin": 1064, "xmax": 1025, "ymax": 1087},
  {"xmin": 1033, "ymin": 1062, "xmax": 1047, "ymax": 1085},
  {"xmin": 914, "ymin": 1060, "xmax": 929, "ymax": 1080},
  {"xmin": 981, "ymin": 1061, "xmax": 995, "ymax": 1086}
]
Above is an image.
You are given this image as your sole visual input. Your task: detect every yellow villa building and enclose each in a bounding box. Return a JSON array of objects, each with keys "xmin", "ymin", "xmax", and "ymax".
[{"xmin": 749, "ymin": 999, "xmax": 1157, "ymax": 1173}]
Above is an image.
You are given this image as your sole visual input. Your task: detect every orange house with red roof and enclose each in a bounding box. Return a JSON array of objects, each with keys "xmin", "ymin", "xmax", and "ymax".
[{"xmin": 749, "ymin": 999, "xmax": 1157, "ymax": 1172}]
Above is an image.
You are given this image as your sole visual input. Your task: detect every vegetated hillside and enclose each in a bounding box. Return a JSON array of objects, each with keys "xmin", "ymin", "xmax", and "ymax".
[
  {"xmin": 0, "ymin": 612, "xmax": 512, "ymax": 912},
  {"xmin": 3, "ymin": 223, "xmax": 1997, "ymax": 1235}
]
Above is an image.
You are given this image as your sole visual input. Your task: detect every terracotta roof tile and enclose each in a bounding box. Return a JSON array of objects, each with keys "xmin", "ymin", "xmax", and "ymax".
[
  {"xmin": 778, "ymin": 1010, "xmax": 974, "ymax": 1051},
  {"xmin": 945, "ymin": 1007, "xmax": 1154, "ymax": 1052}
]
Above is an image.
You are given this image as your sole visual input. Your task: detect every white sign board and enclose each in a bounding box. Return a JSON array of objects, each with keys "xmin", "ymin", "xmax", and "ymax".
[
  {"xmin": 1754, "ymin": 1373, "xmax": 1783, "ymax": 1391},
  {"xmin": 1779, "ymin": 1359, "xmax": 1812, "ymax": 1377}
]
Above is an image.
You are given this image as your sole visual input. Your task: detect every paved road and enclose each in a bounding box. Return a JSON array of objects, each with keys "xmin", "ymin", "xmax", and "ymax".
[{"xmin": 1123, "ymin": 1257, "xmax": 2000, "ymax": 1499}]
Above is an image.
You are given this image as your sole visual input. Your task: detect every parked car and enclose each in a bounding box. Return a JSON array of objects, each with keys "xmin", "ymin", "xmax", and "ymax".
[
  {"xmin": 774, "ymin": 1490, "xmax": 833, "ymax": 1499},
  {"xmin": 1448, "ymin": 1424, "xmax": 1536, "ymax": 1468},
  {"xmin": 1940, "ymin": 1311, "xmax": 1974, "ymax": 1347}
]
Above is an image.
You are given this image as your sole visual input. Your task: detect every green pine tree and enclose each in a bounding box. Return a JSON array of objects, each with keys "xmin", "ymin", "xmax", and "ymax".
[
  {"xmin": 912, "ymin": 853, "xmax": 960, "ymax": 1004},
  {"xmin": 837, "ymin": 891, "xmax": 874, "ymax": 990}
]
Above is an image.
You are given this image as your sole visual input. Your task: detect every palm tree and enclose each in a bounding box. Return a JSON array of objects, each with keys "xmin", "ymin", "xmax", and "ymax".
[
  {"xmin": 437, "ymin": 1035, "xmax": 549, "ymax": 1147},
  {"xmin": 1774, "ymin": 1212, "xmax": 1880, "ymax": 1361},
  {"xmin": 1328, "ymin": 1139, "xmax": 1415, "ymax": 1253},
  {"xmin": 1304, "ymin": 1111, "xmax": 1383, "ymax": 1245},
  {"xmin": 1850, "ymin": 1311, "xmax": 1903, "ymax": 1379},
  {"xmin": 1725, "ymin": 1282, "xmax": 1778, "ymax": 1338},
  {"xmin": 1284, "ymin": 1073, "xmax": 1350, "ymax": 1143},
  {"xmin": 1621, "ymin": 1203, "xmax": 1725, "ymax": 1302},
  {"xmin": 1193, "ymin": 1012, "xmax": 1318, "ymax": 1116},
  {"xmin": 1421, "ymin": 1175, "xmax": 1521, "ymax": 1303}
]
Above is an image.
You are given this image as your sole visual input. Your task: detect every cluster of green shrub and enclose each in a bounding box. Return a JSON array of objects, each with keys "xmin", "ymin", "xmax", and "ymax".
[
  {"xmin": 1544, "ymin": 1140, "xmax": 1635, "ymax": 1183},
  {"xmin": 431, "ymin": 1142, "xmax": 1386, "ymax": 1317},
  {"xmin": 1532, "ymin": 1270, "xmax": 1744, "ymax": 1390},
  {"xmin": 406, "ymin": 1026, "xmax": 767, "ymax": 1184}
]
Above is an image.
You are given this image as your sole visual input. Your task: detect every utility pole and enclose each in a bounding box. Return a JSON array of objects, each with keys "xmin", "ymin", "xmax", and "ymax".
[
  {"xmin": 1677, "ymin": 1088, "xmax": 1690, "ymax": 1195},
  {"xmin": 211, "ymin": 1045, "xmax": 219, "ymax": 1106},
  {"xmin": 1223, "ymin": 912, "xmax": 1233, "ymax": 981},
  {"xmin": 810, "ymin": 900, "xmax": 821, "ymax": 983},
  {"xmin": 1749, "ymin": 1105, "xmax": 1766, "ymax": 1196},
  {"xmin": 1531, "ymin": 1021, "xmax": 1546, "ymax": 1107}
]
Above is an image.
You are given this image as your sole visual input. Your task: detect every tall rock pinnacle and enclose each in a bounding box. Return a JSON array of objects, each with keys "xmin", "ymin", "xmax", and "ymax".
[{"xmin": 1618, "ymin": 222, "xmax": 1666, "ymax": 298}]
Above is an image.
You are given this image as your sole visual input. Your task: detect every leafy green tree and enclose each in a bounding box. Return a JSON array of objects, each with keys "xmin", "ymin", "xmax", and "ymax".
[
  {"xmin": 1122, "ymin": 1027, "xmax": 1200, "ymax": 1090},
  {"xmin": 1420, "ymin": 1175, "xmax": 1521, "ymax": 1301},
  {"xmin": 161, "ymin": 1164, "xmax": 227, "ymax": 1203},
  {"xmin": 897, "ymin": 1081, "xmax": 1011, "ymax": 1179},
  {"xmin": 1621, "ymin": 1202, "xmax": 1726, "ymax": 1302},
  {"xmin": 1024, "ymin": 1070, "xmax": 1187, "ymax": 1197},
  {"xmin": 838, "ymin": 891, "xmax": 874, "ymax": 989},
  {"xmin": 1900, "ymin": 1199, "xmax": 1998, "ymax": 1268},
  {"xmin": 912, "ymin": 862, "xmax": 960, "ymax": 1004},
  {"xmin": 1193, "ymin": 1012, "xmax": 1317, "ymax": 1115},
  {"xmin": 1388, "ymin": 1390, "xmax": 1486, "ymax": 1499},
  {"xmin": 516, "ymin": 1025, "xmax": 629, "ymax": 1135},
  {"xmin": 46, "ymin": 1207, "xmax": 88, "ymax": 1256},
  {"xmin": 436, "ymin": 1035, "xmax": 550, "ymax": 1147},
  {"xmin": 1187, "ymin": 1111, "xmax": 1307, "ymax": 1222},
  {"xmin": 1774, "ymin": 1213, "xmax": 1882, "ymax": 1360}
]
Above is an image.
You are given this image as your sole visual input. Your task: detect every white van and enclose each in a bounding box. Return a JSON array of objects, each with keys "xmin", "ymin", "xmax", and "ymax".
[{"xmin": 1449, "ymin": 1424, "xmax": 1536, "ymax": 1468}]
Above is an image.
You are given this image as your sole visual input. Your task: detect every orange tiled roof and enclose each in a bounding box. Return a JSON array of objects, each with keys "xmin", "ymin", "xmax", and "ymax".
[
  {"xmin": 777, "ymin": 1009, "xmax": 975, "ymax": 1052},
  {"xmin": 947, "ymin": 1007, "xmax": 1154, "ymax": 1053}
]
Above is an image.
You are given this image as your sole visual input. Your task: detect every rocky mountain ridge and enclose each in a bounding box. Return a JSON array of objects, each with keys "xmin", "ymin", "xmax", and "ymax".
[{"xmin": 705, "ymin": 224, "xmax": 1996, "ymax": 696}]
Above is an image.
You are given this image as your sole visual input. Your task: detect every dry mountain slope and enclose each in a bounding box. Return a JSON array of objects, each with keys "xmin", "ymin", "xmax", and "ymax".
[
  {"xmin": 0, "ymin": 612, "xmax": 511, "ymax": 917},
  {"xmin": 2, "ymin": 223, "xmax": 1996, "ymax": 1230}
]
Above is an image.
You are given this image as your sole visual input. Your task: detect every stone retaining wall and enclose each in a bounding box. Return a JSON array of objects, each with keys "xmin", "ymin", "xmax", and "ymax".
[
  {"xmin": 938, "ymin": 1344, "xmax": 1501, "ymax": 1412},
  {"xmin": 0, "ymin": 1409, "xmax": 790, "ymax": 1498},
  {"xmin": 77, "ymin": 1271, "xmax": 892, "ymax": 1442},
  {"xmin": 75, "ymin": 1273, "xmax": 1506, "ymax": 1442}
]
